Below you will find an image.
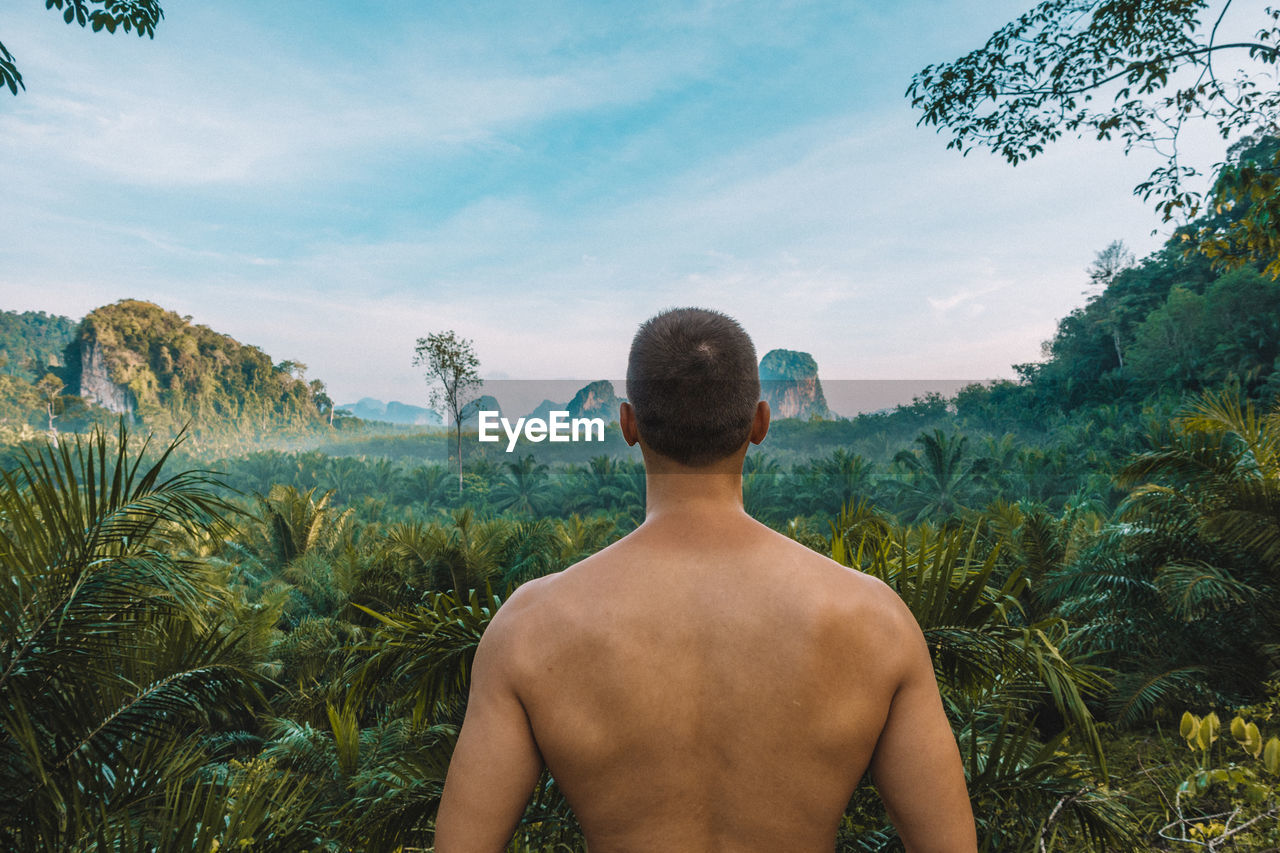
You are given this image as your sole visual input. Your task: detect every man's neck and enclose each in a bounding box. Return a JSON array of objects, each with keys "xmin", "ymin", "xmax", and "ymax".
[{"xmin": 639, "ymin": 451, "xmax": 750, "ymax": 524}]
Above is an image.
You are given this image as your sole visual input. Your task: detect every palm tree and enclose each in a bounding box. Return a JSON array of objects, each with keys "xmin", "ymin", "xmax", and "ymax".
[
  {"xmin": 254, "ymin": 484, "xmax": 353, "ymax": 567},
  {"xmin": 259, "ymin": 707, "xmax": 454, "ymax": 851},
  {"xmin": 1129, "ymin": 386, "xmax": 1280, "ymax": 565},
  {"xmin": 891, "ymin": 429, "xmax": 978, "ymax": 522},
  {"xmin": 1041, "ymin": 520, "xmax": 1216, "ymax": 726},
  {"xmin": 0, "ymin": 423, "xmax": 267, "ymax": 850},
  {"xmin": 231, "ymin": 449, "xmax": 294, "ymax": 494},
  {"xmin": 491, "ymin": 454, "xmax": 552, "ymax": 516},
  {"xmin": 367, "ymin": 457, "xmax": 402, "ymax": 497},
  {"xmin": 601, "ymin": 460, "xmax": 646, "ymax": 529},
  {"xmin": 496, "ymin": 517, "xmax": 563, "ymax": 585},
  {"xmin": 796, "ymin": 448, "xmax": 875, "ymax": 517},
  {"xmin": 400, "ymin": 463, "xmax": 451, "ymax": 509},
  {"xmin": 399, "ymin": 508, "xmax": 503, "ymax": 595},
  {"xmin": 318, "ymin": 455, "xmax": 370, "ymax": 502},
  {"xmin": 554, "ymin": 514, "xmax": 618, "ymax": 564},
  {"xmin": 830, "ymin": 515, "xmax": 1135, "ymax": 850},
  {"xmin": 1046, "ymin": 386, "xmax": 1280, "ymax": 718},
  {"xmin": 584, "ymin": 454, "xmax": 619, "ymax": 500},
  {"xmin": 969, "ymin": 433, "xmax": 1019, "ymax": 503},
  {"xmin": 350, "ymin": 586, "xmax": 584, "ymax": 849},
  {"xmin": 742, "ymin": 453, "xmax": 786, "ymax": 522}
]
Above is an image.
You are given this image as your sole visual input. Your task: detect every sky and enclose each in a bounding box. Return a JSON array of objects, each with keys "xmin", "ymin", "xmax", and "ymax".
[{"xmin": 0, "ymin": 0, "xmax": 1235, "ymax": 412}]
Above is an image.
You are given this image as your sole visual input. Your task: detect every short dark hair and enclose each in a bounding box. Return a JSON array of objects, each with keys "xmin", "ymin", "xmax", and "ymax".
[{"xmin": 626, "ymin": 307, "xmax": 760, "ymax": 466}]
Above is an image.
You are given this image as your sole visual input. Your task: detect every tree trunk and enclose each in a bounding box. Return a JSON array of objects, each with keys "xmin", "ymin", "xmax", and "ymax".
[
  {"xmin": 456, "ymin": 423, "xmax": 463, "ymax": 493},
  {"xmin": 45, "ymin": 401, "xmax": 58, "ymax": 446}
]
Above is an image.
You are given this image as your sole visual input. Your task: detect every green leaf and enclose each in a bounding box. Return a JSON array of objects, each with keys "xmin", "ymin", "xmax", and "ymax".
[
  {"xmin": 1230, "ymin": 715, "xmax": 1247, "ymax": 742},
  {"xmin": 1196, "ymin": 713, "xmax": 1219, "ymax": 751},
  {"xmin": 1180, "ymin": 710, "xmax": 1198, "ymax": 742},
  {"xmin": 1243, "ymin": 721, "xmax": 1263, "ymax": 758},
  {"xmin": 1264, "ymin": 736, "xmax": 1280, "ymax": 775}
]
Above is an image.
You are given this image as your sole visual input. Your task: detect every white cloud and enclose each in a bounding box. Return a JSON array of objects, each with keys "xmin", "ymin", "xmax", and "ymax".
[
  {"xmin": 0, "ymin": 0, "xmax": 1240, "ymax": 409},
  {"xmin": 0, "ymin": 6, "xmax": 714, "ymax": 189}
]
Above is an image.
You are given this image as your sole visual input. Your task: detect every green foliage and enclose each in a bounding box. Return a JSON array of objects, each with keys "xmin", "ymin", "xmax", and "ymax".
[
  {"xmin": 0, "ymin": 311, "xmax": 99, "ymax": 437},
  {"xmin": 908, "ymin": 1, "xmax": 1280, "ymax": 265},
  {"xmin": 1119, "ymin": 389, "xmax": 1280, "ymax": 681},
  {"xmin": 254, "ymin": 484, "xmax": 354, "ymax": 567},
  {"xmin": 46, "ymin": 0, "xmax": 163, "ymax": 35},
  {"xmin": 0, "ymin": 310, "xmax": 76, "ymax": 382},
  {"xmin": 414, "ymin": 329, "xmax": 482, "ymax": 493},
  {"xmin": 7, "ymin": 193, "xmax": 1280, "ymax": 847},
  {"xmin": 10, "ymin": 401, "xmax": 1280, "ymax": 848},
  {"xmin": 0, "ymin": 37, "xmax": 19, "ymax": 95},
  {"xmin": 1199, "ymin": 134, "xmax": 1280, "ymax": 278},
  {"xmin": 1156, "ymin": 710, "xmax": 1280, "ymax": 849},
  {"xmin": 74, "ymin": 299, "xmax": 325, "ymax": 438},
  {"xmin": 831, "ymin": 509, "xmax": 1134, "ymax": 849},
  {"xmin": 352, "ymin": 587, "xmax": 504, "ymax": 723},
  {"xmin": 1125, "ymin": 269, "xmax": 1280, "ymax": 387},
  {"xmin": 891, "ymin": 429, "xmax": 978, "ymax": 522},
  {"xmin": 491, "ymin": 453, "xmax": 553, "ymax": 515},
  {"xmin": 0, "ymin": 423, "xmax": 266, "ymax": 850},
  {"xmin": 1034, "ymin": 386, "xmax": 1280, "ymax": 734},
  {"xmin": 1, "ymin": 1, "xmax": 164, "ymax": 96}
]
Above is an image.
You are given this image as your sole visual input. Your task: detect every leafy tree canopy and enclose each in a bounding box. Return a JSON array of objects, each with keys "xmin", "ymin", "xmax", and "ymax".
[
  {"xmin": 0, "ymin": 310, "xmax": 76, "ymax": 381},
  {"xmin": 76, "ymin": 299, "xmax": 323, "ymax": 434},
  {"xmin": 2, "ymin": 0, "xmax": 164, "ymax": 95},
  {"xmin": 413, "ymin": 330, "xmax": 482, "ymax": 492},
  {"xmin": 908, "ymin": 1, "xmax": 1280, "ymax": 267}
]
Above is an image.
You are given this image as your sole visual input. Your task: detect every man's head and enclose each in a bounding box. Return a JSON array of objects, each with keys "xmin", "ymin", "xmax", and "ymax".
[{"xmin": 624, "ymin": 307, "xmax": 763, "ymax": 467}]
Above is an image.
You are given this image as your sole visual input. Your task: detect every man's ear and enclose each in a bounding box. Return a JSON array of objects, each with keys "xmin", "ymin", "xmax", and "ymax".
[
  {"xmin": 749, "ymin": 400, "xmax": 770, "ymax": 445},
  {"xmin": 620, "ymin": 401, "xmax": 640, "ymax": 447}
]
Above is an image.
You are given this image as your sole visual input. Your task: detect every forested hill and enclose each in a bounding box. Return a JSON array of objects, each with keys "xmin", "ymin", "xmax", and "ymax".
[
  {"xmin": 70, "ymin": 300, "xmax": 330, "ymax": 434},
  {"xmin": 0, "ymin": 311, "xmax": 76, "ymax": 381},
  {"xmin": 0, "ymin": 311, "xmax": 79, "ymax": 435},
  {"xmin": 1029, "ymin": 252, "xmax": 1280, "ymax": 403},
  {"xmin": 0, "ymin": 300, "xmax": 333, "ymax": 442},
  {"xmin": 960, "ymin": 134, "xmax": 1280, "ymax": 424}
]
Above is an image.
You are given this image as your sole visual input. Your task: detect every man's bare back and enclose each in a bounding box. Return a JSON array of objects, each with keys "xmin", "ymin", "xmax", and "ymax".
[
  {"xmin": 435, "ymin": 505, "xmax": 975, "ymax": 852},
  {"xmin": 433, "ymin": 308, "xmax": 976, "ymax": 852}
]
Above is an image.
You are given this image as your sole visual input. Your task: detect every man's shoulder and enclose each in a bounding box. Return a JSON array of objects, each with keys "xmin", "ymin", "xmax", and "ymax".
[
  {"xmin": 484, "ymin": 571, "xmax": 563, "ymax": 639},
  {"xmin": 486, "ymin": 523, "xmax": 916, "ymax": 654},
  {"xmin": 479, "ymin": 555, "xmax": 602, "ymax": 650},
  {"xmin": 740, "ymin": 531, "xmax": 921, "ymax": 679},
  {"xmin": 755, "ymin": 524, "xmax": 912, "ymax": 622},
  {"xmin": 497, "ymin": 537, "xmax": 621, "ymax": 614},
  {"xmin": 477, "ymin": 557, "xmax": 626, "ymax": 694}
]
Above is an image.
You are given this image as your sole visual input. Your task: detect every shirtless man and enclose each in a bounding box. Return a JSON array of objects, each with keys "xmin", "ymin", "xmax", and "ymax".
[{"xmin": 433, "ymin": 308, "xmax": 977, "ymax": 852}]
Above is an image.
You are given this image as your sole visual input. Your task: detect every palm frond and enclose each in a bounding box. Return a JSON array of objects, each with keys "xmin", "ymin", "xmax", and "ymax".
[
  {"xmin": 1153, "ymin": 561, "xmax": 1255, "ymax": 621},
  {"xmin": 1107, "ymin": 666, "xmax": 1210, "ymax": 729},
  {"xmin": 350, "ymin": 586, "xmax": 505, "ymax": 722}
]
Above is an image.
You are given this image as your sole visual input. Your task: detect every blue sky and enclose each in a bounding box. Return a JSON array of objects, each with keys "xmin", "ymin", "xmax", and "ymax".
[{"xmin": 0, "ymin": 0, "xmax": 1225, "ymax": 410}]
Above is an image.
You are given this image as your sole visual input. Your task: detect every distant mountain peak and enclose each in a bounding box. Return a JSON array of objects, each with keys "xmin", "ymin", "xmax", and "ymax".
[
  {"xmin": 567, "ymin": 380, "xmax": 619, "ymax": 420},
  {"xmin": 520, "ymin": 380, "xmax": 621, "ymax": 423},
  {"xmin": 338, "ymin": 398, "xmax": 441, "ymax": 425},
  {"xmin": 759, "ymin": 349, "xmax": 830, "ymax": 420}
]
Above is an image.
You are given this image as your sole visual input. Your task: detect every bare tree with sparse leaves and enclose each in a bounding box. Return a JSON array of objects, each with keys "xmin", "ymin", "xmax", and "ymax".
[{"xmin": 414, "ymin": 330, "xmax": 482, "ymax": 493}]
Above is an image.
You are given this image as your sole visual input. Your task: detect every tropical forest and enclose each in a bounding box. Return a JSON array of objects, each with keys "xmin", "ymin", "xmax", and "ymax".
[{"xmin": 5, "ymin": 1, "xmax": 1280, "ymax": 851}]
